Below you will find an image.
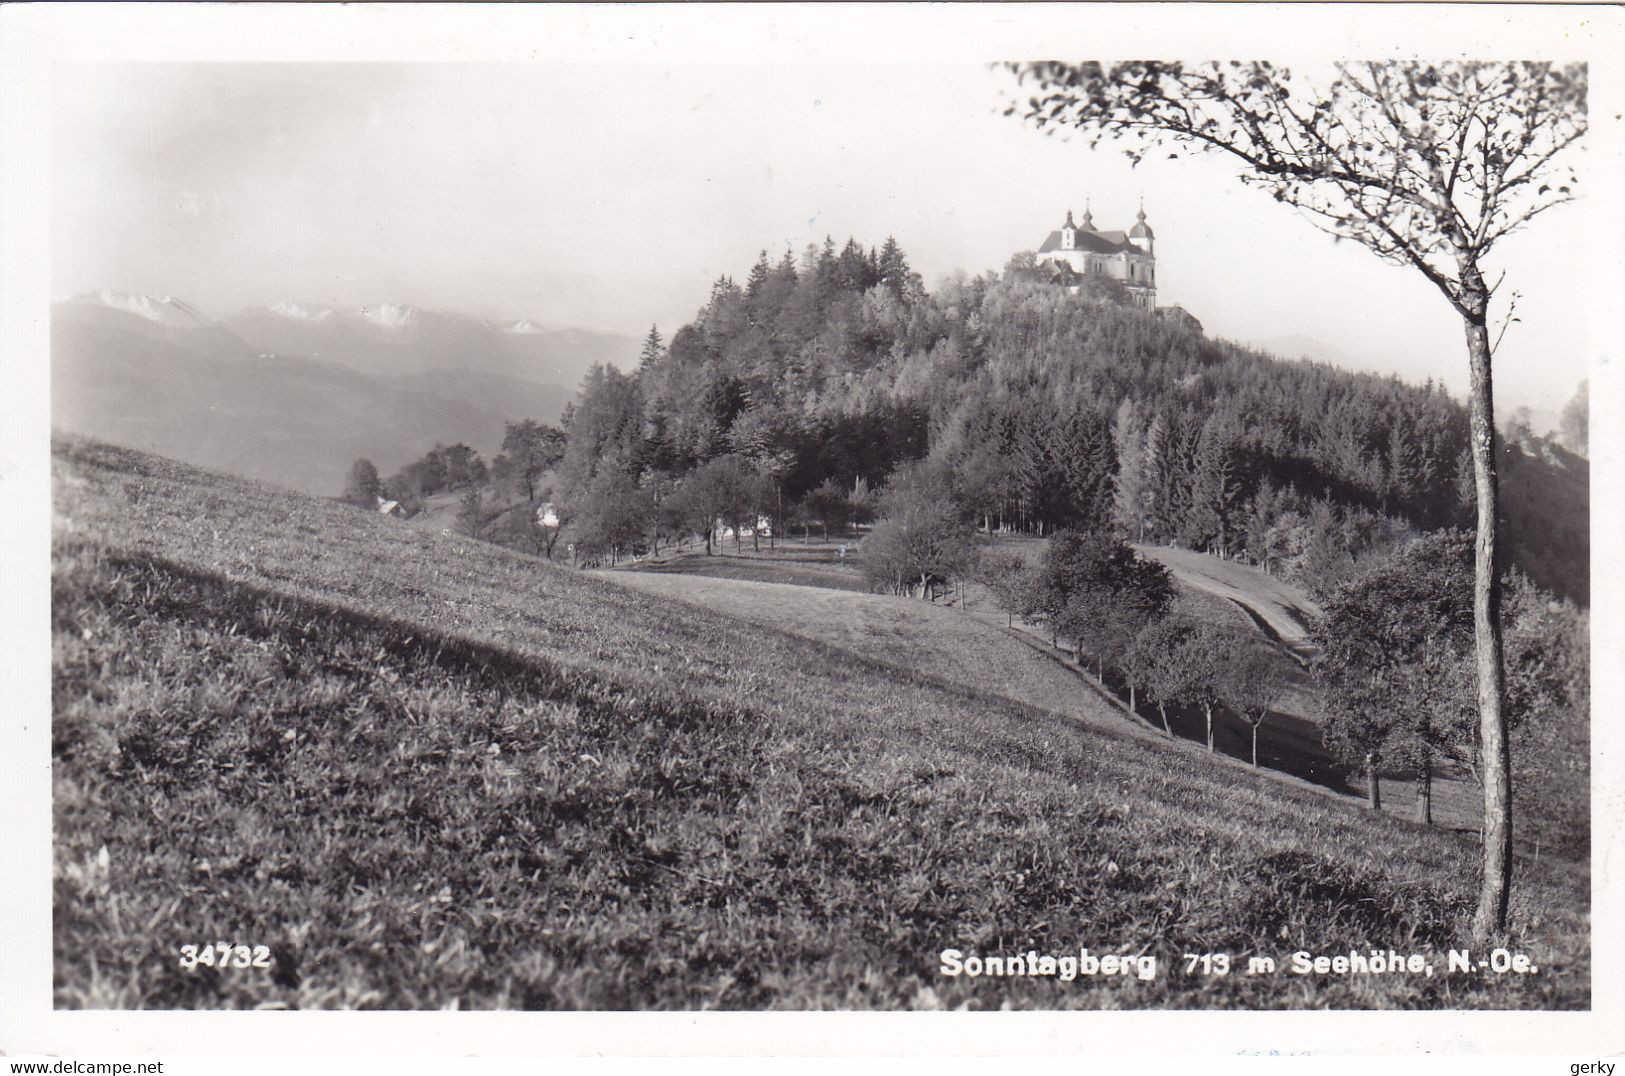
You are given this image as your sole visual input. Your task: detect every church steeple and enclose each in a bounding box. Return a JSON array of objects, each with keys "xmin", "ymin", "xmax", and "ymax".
[
  {"xmin": 1129, "ymin": 197, "xmax": 1155, "ymax": 253},
  {"xmin": 1080, "ymin": 200, "xmax": 1095, "ymax": 231}
]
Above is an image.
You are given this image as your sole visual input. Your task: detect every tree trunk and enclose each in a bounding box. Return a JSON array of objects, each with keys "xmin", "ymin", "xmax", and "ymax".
[
  {"xmin": 1204, "ymin": 704, "xmax": 1214, "ymax": 752},
  {"xmin": 1366, "ymin": 754, "xmax": 1382, "ymax": 812},
  {"xmin": 1416, "ymin": 758, "xmax": 1433, "ymax": 826},
  {"xmin": 1158, "ymin": 702, "xmax": 1171, "ymax": 737},
  {"xmin": 1251, "ymin": 723, "xmax": 1259, "ymax": 768},
  {"xmin": 1461, "ymin": 274, "xmax": 1511, "ymax": 943},
  {"xmin": 1128, "ymin": 684, "xmax": 1136, "ymax": 713}
]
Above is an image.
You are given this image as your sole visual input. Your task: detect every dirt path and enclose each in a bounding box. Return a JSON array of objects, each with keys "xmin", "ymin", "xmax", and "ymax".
[{"xmin": 1132, "ymin": 544, "xmax": 1321, "ymax": 657}]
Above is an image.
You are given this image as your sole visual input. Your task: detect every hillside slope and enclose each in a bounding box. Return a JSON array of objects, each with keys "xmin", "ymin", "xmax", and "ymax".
[
  {"xmin": 610, "ymin": 544, "xmax": 1484, "ymax": 829},
  {"xmin": 51, "ymin": 437, "xmax": 1588, "ymax": 1009},
  {"xmin": 607, "ymin": 569, "xmax": 1140, "ymax": 738},
  {"xmin": 1501, "ymin": 440, "xmax": 1589, "ymax": 604}
]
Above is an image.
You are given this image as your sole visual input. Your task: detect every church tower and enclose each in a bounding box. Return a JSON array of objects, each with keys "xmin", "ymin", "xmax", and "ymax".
[{"xmin": 1129, "ymin": 201, "xmax": 1155, "ymax": 255}]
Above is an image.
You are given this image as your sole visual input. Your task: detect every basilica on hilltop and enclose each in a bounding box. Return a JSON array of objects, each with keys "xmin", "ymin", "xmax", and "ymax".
[{"xmin": 1034, "ymin": 203, "xmax": 1157, "ymax": 310}]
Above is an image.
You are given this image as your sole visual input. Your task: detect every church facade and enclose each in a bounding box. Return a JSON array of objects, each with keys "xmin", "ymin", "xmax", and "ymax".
[{"xmin": 1035, "ymin": 204, "xmax": 1157, "ymax": 310}]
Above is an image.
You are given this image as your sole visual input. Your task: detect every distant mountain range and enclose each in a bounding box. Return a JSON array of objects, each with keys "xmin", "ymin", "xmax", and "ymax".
[{"xmin": 51, "ymin": 292, "xmax": 638, "ymax": 496}]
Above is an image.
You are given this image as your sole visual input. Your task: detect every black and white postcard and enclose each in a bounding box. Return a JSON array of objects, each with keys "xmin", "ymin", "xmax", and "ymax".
[{"xmin": 2, "ymin": 1, "xmax": 1620, "ymax": 1066}]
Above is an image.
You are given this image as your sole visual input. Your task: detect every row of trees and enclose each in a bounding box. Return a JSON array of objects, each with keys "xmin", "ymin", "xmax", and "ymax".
[
  {"xmin": 1313, "ymin": 531, "xmax": 1587, "ymax": 826},
  {"xmin": 962, "ymin": 521, "xmax": 1585, "ymax": 833},
  {"xmin": 974, "ymin": 528, "xmax": 1296, "ymax": 766},
  {"xmin": 847, "ymin": 460, "xmax": 1585, "ymax": 843},
  {"xmin": 844, "ymin": 455, "xmax": 1585, "ymax": 837},
  {"xmin": 838, "ymin": 478, "xmax": 1301, "ymax": 770}
]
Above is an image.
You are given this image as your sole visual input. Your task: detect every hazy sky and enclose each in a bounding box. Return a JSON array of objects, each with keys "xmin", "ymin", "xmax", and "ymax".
[{"xmin": 53, "ymin": 56, "xmax": 1594, "ymax": 415}]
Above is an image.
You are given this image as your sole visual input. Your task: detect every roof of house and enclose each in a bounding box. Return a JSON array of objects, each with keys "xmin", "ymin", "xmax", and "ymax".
[{"xmin": 1036, "ymin": 229, "xmax": 1139, "ymax": 255}]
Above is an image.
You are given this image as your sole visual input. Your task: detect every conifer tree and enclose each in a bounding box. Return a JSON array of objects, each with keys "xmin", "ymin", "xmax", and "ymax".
[
  {"xmin": 637, "ymin": 325, "xmax": 665, "ymax": 371},
  {"xmin": 1111, "ymin": 399, "xmax": 1151, "ymax": 539}
]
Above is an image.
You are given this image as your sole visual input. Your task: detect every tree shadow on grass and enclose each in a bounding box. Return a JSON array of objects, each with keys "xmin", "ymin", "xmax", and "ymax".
[{"xmin": 1094, "ymin": 666, "xmax": 1354, "ymax": 796}]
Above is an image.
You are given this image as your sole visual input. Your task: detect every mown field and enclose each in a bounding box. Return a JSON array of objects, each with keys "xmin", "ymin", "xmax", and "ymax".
[
  {"xmin": 51, "ymin": 436, "xmax": 1589, "ymax": 1009},
  {"xmin": 629, "ymin": 543, "xmax": 871, "ymax": 592},
  {"xmin": 609, "ymin": 569, "xmax": 1142, "ymax": 739},
  {"xmin": 611, "ymin": 565, "xmax": 1355, "ymax": 796}
]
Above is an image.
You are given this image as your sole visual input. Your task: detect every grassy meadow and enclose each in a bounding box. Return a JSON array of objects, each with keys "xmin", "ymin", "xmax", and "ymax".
[
  {"xmin": 628, "ymin": 543, "xmax": 872, "ymax": 592},
  {"xmin": 51, "ymin": 436, "xmax": 1589, "ymax": 1009}
]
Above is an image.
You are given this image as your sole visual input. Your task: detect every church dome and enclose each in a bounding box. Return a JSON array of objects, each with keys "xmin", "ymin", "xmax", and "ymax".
[{"xmin": 1129, "ymin": 206, "xmax": 1154, "ymax": 239}]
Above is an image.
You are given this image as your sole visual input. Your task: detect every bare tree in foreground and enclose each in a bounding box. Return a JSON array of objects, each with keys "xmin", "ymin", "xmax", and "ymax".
[{"xmin": 1005, "ymin": 60, "xmax": 1586, "ymax": 939}]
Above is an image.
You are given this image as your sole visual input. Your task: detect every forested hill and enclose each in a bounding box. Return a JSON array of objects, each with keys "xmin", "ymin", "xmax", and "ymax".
[{"xmin": 560, "ymin": 238, "xmax": 1586, "ymax": 603}]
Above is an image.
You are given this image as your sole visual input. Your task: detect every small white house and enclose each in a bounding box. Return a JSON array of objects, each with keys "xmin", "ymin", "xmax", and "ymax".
[
  {"xmin": 376, "ymin": 496, "xmax": 405, "ymax": 518},
  {"xmin": 537, "ymin": 502, "xmax": 560, "ymax": 528},
  {"xmin": 713, "ymin": 514, "xmax": 773, "ymax": 540}
]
